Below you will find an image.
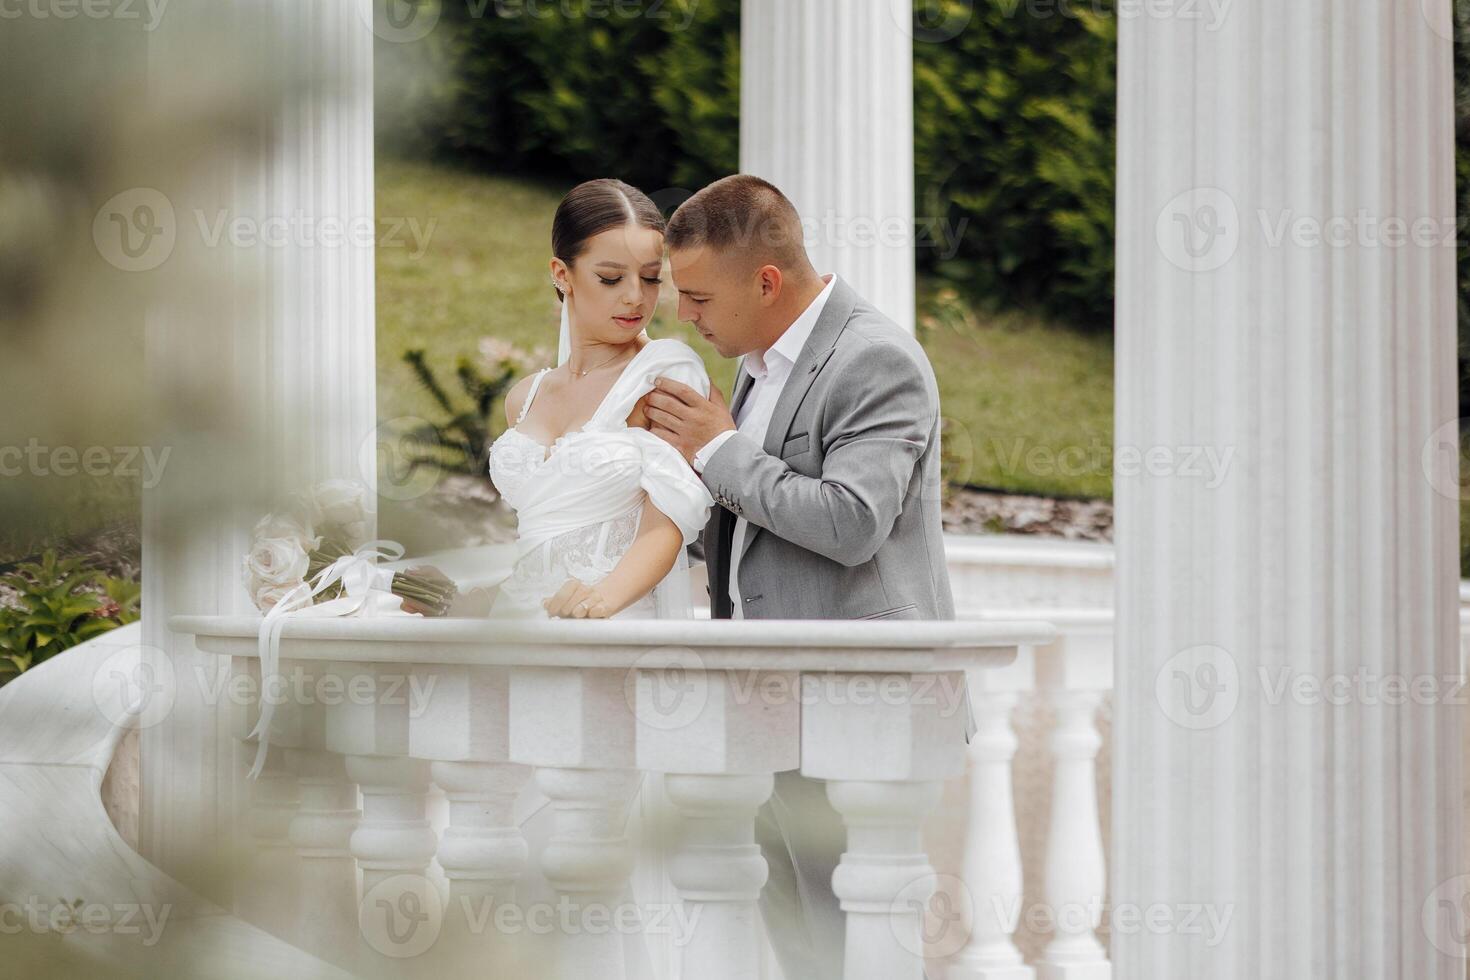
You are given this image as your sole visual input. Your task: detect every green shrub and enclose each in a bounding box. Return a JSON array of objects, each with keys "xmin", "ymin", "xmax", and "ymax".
[
  {"xmin": 420, "ymin": 1, "xmax": 1114, "ymax": 325},
  {"xmin": 430, "ymin": 0, "xmax": 736, "ymax": 190},
  {"xmin": 0, "ymin": 551, "xmax": 139, "ymax": 685},
  {"xmin": 913, "ymin": 0, "xmax": 1116, "ymax": 326}
]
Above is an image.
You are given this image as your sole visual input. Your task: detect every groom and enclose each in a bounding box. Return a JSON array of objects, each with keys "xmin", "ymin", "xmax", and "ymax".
[{"xmin": 643, "ymin": 174, "xmax": 958, "ymax": 980}]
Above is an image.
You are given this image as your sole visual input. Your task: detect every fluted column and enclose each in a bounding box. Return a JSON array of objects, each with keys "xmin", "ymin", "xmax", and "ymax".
[
  {"xmin": 1115, "ymin": 1, "xmax": 1460, "ymax": 977},
  {"xmin": 140, "ymin": 0, "xmax": 377, "ymax": 902},
  {"xmin": 741, "ymin": 0, "xmax": 915, "ymax": 332}
]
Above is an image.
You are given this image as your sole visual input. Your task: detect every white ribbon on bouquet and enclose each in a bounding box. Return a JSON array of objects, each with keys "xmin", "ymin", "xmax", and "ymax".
[{"xmin": 247, "ymin": 539, "xmax": 405, "ymax": 779}]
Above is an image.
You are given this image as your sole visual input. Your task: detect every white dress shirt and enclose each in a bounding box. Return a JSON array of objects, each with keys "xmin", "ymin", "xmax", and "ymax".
[{"xmin": 691, "ymin": 273, "xmax": 837, "ymax": 618}]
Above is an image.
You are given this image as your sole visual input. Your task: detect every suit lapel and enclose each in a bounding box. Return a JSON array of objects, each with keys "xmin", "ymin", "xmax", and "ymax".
[
  {"xmin": 735, "ymin": 277, "xmax": 857, "ymax": 565},
  {"xmin": 760, "ymin": 278, "xmax": 854, "ymax": 456}
]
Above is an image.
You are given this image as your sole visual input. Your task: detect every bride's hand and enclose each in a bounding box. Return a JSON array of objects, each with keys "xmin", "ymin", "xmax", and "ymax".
[
  {"xmin": 543, "ymin": 578, "xmax": 612, "ymax": 619},
  {"xmin": 447, "ymin": 585, "xmax": 498, "ymax": 618},
  {"xmin": 398, "ymin": 564, "xmax": 455, "ymax": 616}
]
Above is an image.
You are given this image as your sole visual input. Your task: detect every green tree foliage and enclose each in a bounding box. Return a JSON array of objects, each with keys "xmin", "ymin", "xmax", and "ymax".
[
  {"xmin": 913, "ymin": 0, "xmax": 1116, "ymax": 326},
  {"xmin": 421, "ymin": 1, "xmax": 1115, "ymax": 325},
  {"xmin": 431, "ymin": 0, "xmax": 739, "ymax": 191}
]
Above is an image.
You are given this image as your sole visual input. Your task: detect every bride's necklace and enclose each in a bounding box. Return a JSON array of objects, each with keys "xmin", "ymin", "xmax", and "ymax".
[{"xmin": 566, "ymin": 347, "xmax": 632, "ymax": 379}]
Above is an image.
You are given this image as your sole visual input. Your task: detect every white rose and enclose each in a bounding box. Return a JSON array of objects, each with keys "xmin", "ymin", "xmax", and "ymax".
[
  {"xmin": 245, "ymin": 536, "xmax": 310, "ymax": 588},
  {"xmin": 311, "ymin": 479, "xmax": 373, "ymax": 529},
  {"xmin": 252, "ymin": 512, "xmax": 315, "ymax": 547},
  {"xmin": 252, "ymin": 582, "xmax": 298, "ymax": 612}
]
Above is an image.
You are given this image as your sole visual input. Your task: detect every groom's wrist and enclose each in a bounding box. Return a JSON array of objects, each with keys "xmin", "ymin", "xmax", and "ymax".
[{"xmin": 692, "ymin": 428, "xmax": 738, "ymax": 474}]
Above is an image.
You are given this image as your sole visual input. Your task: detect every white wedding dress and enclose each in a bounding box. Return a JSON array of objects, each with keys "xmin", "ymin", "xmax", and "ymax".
[
  {"xmin": 485, "ymin": 329, "xmax": 717, "ymax": 980},
  {"xmin": 486, "ymin": 335, "xmax": 715, "ymax": 619}
]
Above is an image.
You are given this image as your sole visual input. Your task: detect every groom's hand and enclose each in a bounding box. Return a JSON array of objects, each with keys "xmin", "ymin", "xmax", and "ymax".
[{"xmin": 645, "ymin": 378, "xmax": 735, "ymax": 465}]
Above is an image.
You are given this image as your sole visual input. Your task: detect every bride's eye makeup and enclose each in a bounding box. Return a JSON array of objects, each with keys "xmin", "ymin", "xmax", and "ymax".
[
  {"xmin": 642, "ymin": 276, "xmax": 663, "ymax": 285},
  {"xmin": 597, "ymin": 275, "xmax": 623, "ymax": 285}
]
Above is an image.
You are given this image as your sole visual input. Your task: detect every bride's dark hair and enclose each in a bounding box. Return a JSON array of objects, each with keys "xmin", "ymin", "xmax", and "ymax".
[{"xmin": 551, "ymin": 179, "xmax": 666, "ymax": 301}]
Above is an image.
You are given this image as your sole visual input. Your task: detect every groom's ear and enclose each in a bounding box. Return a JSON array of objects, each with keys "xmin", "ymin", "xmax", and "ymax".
[{"xmin": 756, "ymin": 265, "xmax": 783, "ymax": 305}]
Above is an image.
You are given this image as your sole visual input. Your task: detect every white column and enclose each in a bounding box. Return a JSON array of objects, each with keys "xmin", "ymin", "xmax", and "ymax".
[
  {"xmin": 1115, "ymin": 1, "xmax": 1461, "ymax": 977},
  {"xmin": 140, "ymin": 0, "xmax": 377, "ymax": 901},
  {"xmin": 740, "ymin": 0, "xmax": 915, "ymax": 333}
]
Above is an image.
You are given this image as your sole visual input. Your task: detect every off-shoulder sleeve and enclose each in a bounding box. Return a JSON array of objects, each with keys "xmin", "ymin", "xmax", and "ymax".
[{"xmin": 637, "ymin": 433, "xmax": 714, "ymax": 546}]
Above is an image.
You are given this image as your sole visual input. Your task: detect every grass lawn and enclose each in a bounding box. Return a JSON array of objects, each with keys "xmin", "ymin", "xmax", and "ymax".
[{"xmin": 376, "ymin": 157, "xmax": 1117, "ymax": 501}]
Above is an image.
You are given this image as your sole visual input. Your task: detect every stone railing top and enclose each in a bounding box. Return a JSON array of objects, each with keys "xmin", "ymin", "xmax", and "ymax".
[{"xmin": 168, "ymin": 614, "xmax": 1056, "ymax": 672}]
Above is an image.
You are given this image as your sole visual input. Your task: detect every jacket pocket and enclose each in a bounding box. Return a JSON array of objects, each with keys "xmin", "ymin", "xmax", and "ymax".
[
  {"xmin": 859, "ymin": 602, "xmax": 918, "ymax": 621},
  {"xmin": 781, "ymin": 432, "xmax": 810, "ymax": 457}
]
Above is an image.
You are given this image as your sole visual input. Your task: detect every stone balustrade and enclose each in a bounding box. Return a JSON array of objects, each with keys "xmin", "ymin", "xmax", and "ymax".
[{"xmin": 169, "ymin": 615, "xmax": 1054, "ymax": 980}]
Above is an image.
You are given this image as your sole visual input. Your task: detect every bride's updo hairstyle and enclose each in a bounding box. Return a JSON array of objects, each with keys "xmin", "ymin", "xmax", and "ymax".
[{"xmin": 551, "ymin": 179, "xmax": 666, "ymax": 301}]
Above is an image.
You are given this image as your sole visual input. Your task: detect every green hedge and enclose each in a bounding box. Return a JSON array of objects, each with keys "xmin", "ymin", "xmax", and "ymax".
[
  {"xmin": 422, "ymin": 0, "xmax": 739, "ymax": 192},
  {"xmin": 405, "ymin": 0, "xmax": 1115, "ymax": 325},
  {"xmin": 400, "ymin": 0, "xmax": 1464, "ymax": 404}
]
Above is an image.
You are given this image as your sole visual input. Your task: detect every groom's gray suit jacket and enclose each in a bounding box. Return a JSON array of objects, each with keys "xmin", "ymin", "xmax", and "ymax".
[{"xmin": 687, "ymin": 276, "xmax": 957, "ymax": 627}]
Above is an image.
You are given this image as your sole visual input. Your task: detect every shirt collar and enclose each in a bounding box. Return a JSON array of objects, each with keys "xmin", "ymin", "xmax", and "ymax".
[{"xmin": 745, "ymin": 273, "xmax": 838, "ymax": 380}]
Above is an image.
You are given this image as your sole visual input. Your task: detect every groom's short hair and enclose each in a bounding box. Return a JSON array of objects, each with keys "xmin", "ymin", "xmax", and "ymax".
[{"xmin": 666, "ymin": 175, "xmax": 811, "ymax": 271}]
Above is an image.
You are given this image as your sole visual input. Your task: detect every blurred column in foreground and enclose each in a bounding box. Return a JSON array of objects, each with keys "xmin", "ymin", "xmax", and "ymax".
[
  {"xmin": 139, "ymin": 0, "xmax": 377, "ymax": 905},
  {"xmin": 740, "ymin": 0, "xmax": 916, "ymax": 333},
  {"xmin": 1114, "ymin": 1, "xmax": 1461, "ymax": 977}
]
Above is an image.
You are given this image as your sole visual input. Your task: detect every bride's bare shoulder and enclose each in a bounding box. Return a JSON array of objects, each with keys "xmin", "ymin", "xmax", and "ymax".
[{"xmin": 504, "ymin": 370, "xmax": 546, "ymax": 426}]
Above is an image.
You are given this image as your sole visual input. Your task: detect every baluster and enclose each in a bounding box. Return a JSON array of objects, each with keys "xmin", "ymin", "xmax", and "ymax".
[
  {"xmin": 950, "ymin": 688, "xmax": 1031, "ymax": 979},
  {"xmin": 633, "ymin": 663, "xmax": 799, "ymax": 980},
  {"xmin": 801, "ymin": 670, "xmax": 970, "ymax": 980},
  {"xmin": 510, "ymin": 665, "xmax": 644, "ymax": 980},
  {"xmin": 829, "ymin": 780, "xmax": 945, "ymax": 980},
  {"xmin": 287, "ymin": 747, "xmax": 360, "ymax": 967},
  {"xmin": 348, "ymin": 754, "xmax": 439, "ymax": 974},
  {"xmin": 431, "ymin": 760, "xmax": 532, "ymax": 974},
  {"xmin": 535, "ymin": 766, "xmax": 642, "ymax": 979},
  {"xmin": 663, "ymin": 773, "xmax": 775, "ymax": 979},
  {"xmin": 1036, "ymin": 690, "xmax": 1108, "ymax": 980},
  {"xmin": 238, "ymin": 744, "xmax": 300, "ymax": 940}
]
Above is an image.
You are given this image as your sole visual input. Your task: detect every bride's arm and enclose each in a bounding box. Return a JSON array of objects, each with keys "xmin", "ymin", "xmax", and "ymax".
[{"xmin": 544, "ymin": 503, "xmax": 682, "ymax": 618}]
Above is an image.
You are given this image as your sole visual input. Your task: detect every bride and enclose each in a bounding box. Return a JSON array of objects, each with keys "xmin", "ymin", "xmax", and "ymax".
[{"xmin": 416, "ymin": 178, "xmax": 716, "ymax": 620}]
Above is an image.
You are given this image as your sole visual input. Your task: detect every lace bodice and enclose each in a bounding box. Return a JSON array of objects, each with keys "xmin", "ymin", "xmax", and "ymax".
[{"xmin": 486, "ymin": 339, "xmax": 715, "ymax": 619}]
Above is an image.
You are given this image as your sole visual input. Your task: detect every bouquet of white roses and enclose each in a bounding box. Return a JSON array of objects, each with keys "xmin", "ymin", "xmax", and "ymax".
[{"xmin": 242, "ymin": 479, "xmax": 457, "ymax": 616}]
